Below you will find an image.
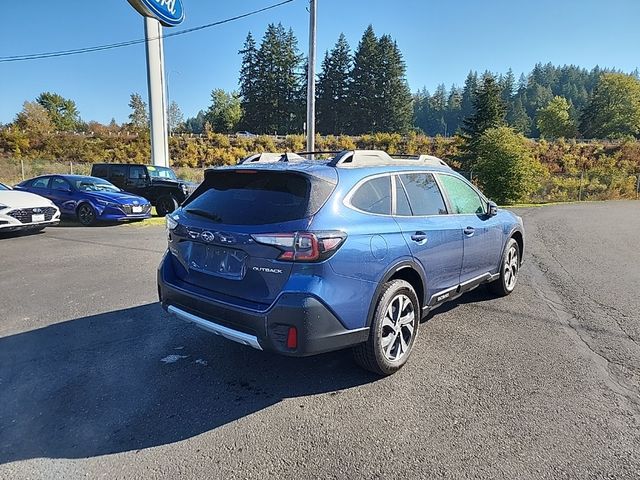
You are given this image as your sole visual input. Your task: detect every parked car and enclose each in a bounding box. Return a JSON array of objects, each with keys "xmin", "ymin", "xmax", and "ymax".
[
  {"xmin": 90, "ymin": 163, "xmax": 197, "ymax": 216},
  {"xmin": 235, "ymin": 131, "xmax": 257, "ymax": 138},
  {"xmin": 0, "ymin": 181, "xmax": 60, "ymax": 233},
  {"xmin": 16, "ymin": 175, "xmax": 151, "ymax": 226},
  {"xmin": 157, "ymin": 150, "xmax": 525, "ymax": 375}
]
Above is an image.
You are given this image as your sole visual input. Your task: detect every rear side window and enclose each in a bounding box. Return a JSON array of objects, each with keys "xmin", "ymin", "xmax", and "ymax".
[
  {"xmin": 31, "ymin": 177, "xmax": 50, "ymax": 189},
  {"xmin": 398, "ymin": 173, "xmax": 447, "ymax": 215},
  {"xmin": 109, "ymin": 165, "xmax": 127, "ymax": 182},
  {"xmin": 438, "ymin": 174, "xmax": 486, "ymax": 215},
  {"xmin": 51, "ymin": 177, "xmax": 71, "ymax": 191},
  {"xmin": 184, "ymin": 171, "xmax": 335, "ymax": 225},
  {"xmin": 92, "ymin": 164, "xmax": 108, "ymax": 177},
  {"xmin": 350, "ymin": 176, "xmax": 391, "ymax": 215}
]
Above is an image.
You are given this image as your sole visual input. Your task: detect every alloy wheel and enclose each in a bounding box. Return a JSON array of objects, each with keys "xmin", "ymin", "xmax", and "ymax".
[
  {"xmin": 504, "ymin": 244, "xmax": 519, "ymax": 291},
  {"xmin": 78, "ymin": 205, "xmax": 95, "ymax": 225},
  {"xmin": 380, "ymin": 293, "xmax": 416, "ymax": 362}
]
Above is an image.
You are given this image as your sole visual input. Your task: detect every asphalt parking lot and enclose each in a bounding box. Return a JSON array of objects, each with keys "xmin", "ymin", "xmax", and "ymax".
[{"xmin": 1, "ymin": 201, "xmax": 639, "ymax": 479}]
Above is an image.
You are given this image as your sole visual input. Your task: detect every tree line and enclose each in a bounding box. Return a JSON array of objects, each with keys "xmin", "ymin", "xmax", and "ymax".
[{"xmin": 179, "ymin": 24, "xmax": 640, "ymax": 141}]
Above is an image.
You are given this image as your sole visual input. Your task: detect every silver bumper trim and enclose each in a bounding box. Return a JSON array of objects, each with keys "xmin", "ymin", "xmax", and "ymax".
[{"xmin": 167, "ymin": 305, "xmax": 263, "ymax": 350}]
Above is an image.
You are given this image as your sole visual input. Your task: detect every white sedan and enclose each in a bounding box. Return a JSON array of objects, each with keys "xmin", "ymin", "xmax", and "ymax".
[{"xmin": 0, "ymin": 182, "xmax": 61, "ymax": 233}]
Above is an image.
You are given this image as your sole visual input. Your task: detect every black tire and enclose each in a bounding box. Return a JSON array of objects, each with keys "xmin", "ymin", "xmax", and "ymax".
[
  {"xmin": 156, "ymin": 196, "xmax": 179, "ymax": 216},
  {"xmin": 488, "ymin": 237, "xmax": 520, "ymax": 296},
  {"xmin": 77, "ymin": 203, "xmax": 96, "ymax": 226},
  {"xmin": 353, "ymin": 279, "xmax": 420, "ymax": 376}
]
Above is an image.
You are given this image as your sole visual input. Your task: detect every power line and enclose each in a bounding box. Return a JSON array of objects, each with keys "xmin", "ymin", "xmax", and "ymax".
[{"xmin": 0, "ymin": 0, "xmax": 295, "ymax": 63}]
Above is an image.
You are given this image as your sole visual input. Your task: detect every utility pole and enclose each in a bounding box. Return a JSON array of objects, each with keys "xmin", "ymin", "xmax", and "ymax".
[{"xmin": 306, "ymin": 0, "xmax": 317, "ymax": 157}]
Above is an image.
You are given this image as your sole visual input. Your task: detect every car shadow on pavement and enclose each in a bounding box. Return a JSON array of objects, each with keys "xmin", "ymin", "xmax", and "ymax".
[{"xmin": 0, "ymin": 303, "xmax": 378, "ymax": 463}]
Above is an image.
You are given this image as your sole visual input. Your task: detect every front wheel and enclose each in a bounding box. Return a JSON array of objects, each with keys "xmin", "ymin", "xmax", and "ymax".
[
  {"xmin": 489, "ymin": 238, "xmax": 520, "ymax": 296},
  {"xmin": 353, "ymin": 279, "xmax": 420, "ymax": 376},
  {"xmin": 156, "ymin": 196, "xmax": 179, "ymax": 216},
  {"xmin": 77, "ymin": 203, "xmax": 97, "ymax": 226}
]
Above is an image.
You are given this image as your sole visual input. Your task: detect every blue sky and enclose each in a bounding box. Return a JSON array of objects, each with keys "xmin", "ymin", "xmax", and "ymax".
[{"xmin": 1, "ymin": 0, "xmax": 639, "ymax": 124}]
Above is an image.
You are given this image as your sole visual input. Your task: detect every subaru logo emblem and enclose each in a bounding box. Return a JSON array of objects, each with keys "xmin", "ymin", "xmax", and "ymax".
[
  {"xmin": 133, "ymin": 200, "xmax": 139, "ymax": 205},
  {"xmin": 201, "ymin": 231, "xmax": 215, "ymax": 243}
]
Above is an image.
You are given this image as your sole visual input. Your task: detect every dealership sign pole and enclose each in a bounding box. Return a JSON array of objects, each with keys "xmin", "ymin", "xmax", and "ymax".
[{"xmin": 126, "ymin": 0, "xmax": 185, "ymax": 168}]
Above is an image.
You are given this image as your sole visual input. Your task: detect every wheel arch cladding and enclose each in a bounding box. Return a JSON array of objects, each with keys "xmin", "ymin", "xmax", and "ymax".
[
  {"xmin": 511, "ymin": 230, "xmax": 524, "ymax": 262},
  {"xmin": 366, "ymin": 261, "xmax": 426, "ymax": 327}
]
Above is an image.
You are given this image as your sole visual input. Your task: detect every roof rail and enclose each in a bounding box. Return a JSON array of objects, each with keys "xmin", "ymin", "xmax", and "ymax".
[
  {"xmin": 327, "ymin": 150, "xmax": 451, "ymax": 169},
  {"xmin": 238, "ymin": 152, "xmax": 306, "ymax": 164},
  {"xmin": 392, "ymin": 153, "xmax": 451, "ymax": 168}
]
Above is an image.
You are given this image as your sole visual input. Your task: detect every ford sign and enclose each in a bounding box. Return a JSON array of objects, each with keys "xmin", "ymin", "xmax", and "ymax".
[{"xmin": 127, "ymin": 0, "xmax": 185, "ymax": 27}]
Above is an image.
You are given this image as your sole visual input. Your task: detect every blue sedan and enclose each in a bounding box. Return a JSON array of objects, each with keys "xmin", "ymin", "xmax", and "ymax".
[{"xmin": 16, "ymin": 175, "xmax": 152, "ymax": 225}]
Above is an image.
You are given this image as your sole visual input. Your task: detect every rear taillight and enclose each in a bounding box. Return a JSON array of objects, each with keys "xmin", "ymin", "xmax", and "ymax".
[{"xmin": 251, "ymin": 231, "xmax": 346, "ymax": 262}]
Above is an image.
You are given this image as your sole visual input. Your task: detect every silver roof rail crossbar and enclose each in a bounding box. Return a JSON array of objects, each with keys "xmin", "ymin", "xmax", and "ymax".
[
  {"xmin": 239, "ymin": 152, "xmax": 306, "ymax": 164},
  {"xmin": 393, "ymin": 153, "xmax": 451, "ymax": 168},
  {"xmin": 328, "ymin": 150, "xmax": 394, "ymax": 167},
  {"xmin": 328, "ymin": 150, "xmax": 451, "ymax": 168}
]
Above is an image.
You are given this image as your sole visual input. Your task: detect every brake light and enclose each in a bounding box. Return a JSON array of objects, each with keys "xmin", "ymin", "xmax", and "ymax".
[{"xmin": 251, "ymin": 231, "xmax": 346, "ymax": 262}]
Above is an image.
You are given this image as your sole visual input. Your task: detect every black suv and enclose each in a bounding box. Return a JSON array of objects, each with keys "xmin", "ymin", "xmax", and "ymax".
[{"xmin": 91, "ymin": 163, "xmax": 197, "ymax": 215}]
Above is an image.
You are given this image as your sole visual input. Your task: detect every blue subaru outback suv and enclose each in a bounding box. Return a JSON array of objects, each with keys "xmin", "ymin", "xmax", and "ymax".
[{"xmin": 157, "ymin": 150, "xmax": 524, "ymax": 375}]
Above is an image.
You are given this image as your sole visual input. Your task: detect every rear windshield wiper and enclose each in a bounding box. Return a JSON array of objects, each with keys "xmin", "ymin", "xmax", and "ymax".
[{"xmin": 185, "ymin": 208, "xmax": 222, "ymax": 222}]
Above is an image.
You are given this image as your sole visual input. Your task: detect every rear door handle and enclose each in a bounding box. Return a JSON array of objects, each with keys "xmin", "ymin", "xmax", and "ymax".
[
  {"xmin": 411, "ymin": 232, "xmax": 428, "ymax": 244},
  {"xmin": 463, "ymin": 226, "xmax": 475, "ymax": 236}
]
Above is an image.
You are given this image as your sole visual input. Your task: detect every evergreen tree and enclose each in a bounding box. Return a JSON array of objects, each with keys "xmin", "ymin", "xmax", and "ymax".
[
  {"xmin": 460, "ymin": 71, "xmax": 479, "ymax": 121},
  {"xmin": 238, "ymin": 32, "xmax": 260, "ymax": 132},
  {"xmin": 508, "ymin": 96, "xmax": 532, "ymax": 135},
  {"xmin": 375, "ymin": 35, "xmax": 413, "ymax": 133},
  {"xmin": 461, "ymin": 73, "xmax": 506, "ymax": 163},
  {"xmin": 183, "ymin": 110, "xmax": 206, "ymax": 134},
  {"xmin": 474, "ymin": 126, "xmax": 544, "ymax": 204},
  {"xmin": 462, "ymin": 73, "xmax": 506, "ymax": 139},
  {"xmin": 316, "ymin": 34, "xmax": 352, "ymax": 134},
  {"xmin": 36, "ymin": 92, "xmax": 80, "ymax": 132},
  {"xmin": 446, "ymin": 85, "xmax": 462, "ymax": 135},
  {"xmin": 349, "ymin": 25, "xmax": 380, "ymax": 133},
  {"xmin": 251, "ymin": 24, "xmax": 304, "ymax": 134}
]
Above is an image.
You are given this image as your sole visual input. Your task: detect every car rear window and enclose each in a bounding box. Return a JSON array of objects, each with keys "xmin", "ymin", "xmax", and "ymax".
[
  {"xmin": 183, "ymin": 170, "xmax": 335, "ymax": 225},
  {"xmin": 92, "ymin": 164, "xmax": 108, "ymax": 177},
  {"xmin": 350, "ymin": 176, "xmax": 392, "ymax": 215}
]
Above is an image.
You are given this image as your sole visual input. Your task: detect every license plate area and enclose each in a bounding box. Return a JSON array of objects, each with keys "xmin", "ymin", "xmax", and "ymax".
[
  {"xmin": 132, "ymin": 206, "xmax": 143, "ymax": 213},
  {"xmin": 189, "ymin": 244, "xmax": 247, "ymax": 280},
  {"xmin": 31, "ymin": 214, "xmax": 45, "ymax": 222}
]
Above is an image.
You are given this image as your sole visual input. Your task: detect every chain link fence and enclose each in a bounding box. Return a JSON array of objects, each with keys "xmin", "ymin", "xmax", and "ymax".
[{"xmin": 2, "ymin": 158, "xmax": 639, "ymax": 204}]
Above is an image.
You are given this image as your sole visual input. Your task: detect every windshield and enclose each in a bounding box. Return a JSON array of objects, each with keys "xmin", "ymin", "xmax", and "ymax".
[
  {"xmin": 0, "ymin": 182, "xmax": 9, "ymax": 191},
  {"xmin": 147, "ymin": 166, "xmax": 177, "ymax": 180},
  {"xmin": 73, "ymin": 176, "xmax": 120, "ymax": 193}
]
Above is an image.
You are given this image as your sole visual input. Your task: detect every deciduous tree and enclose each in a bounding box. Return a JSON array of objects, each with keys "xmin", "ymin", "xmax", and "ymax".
[
  {"xmin": 580, "ymin": 73, "xmax": 640, "ymax": 139},
  {"xmin": 536, "ymin": 96, "xmax": 576, "ymax": 138}
]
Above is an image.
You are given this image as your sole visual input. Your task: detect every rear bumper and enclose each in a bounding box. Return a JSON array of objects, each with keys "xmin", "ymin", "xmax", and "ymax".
[{"xmin": 157, "ymin": 255, "xmax": 369, "ymax": 356}]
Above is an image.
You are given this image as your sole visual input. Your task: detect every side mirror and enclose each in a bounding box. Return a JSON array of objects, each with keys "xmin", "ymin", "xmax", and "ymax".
[{"xmin": 487, "ymin": 201, "xmax": 498, "ymax": 217}]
